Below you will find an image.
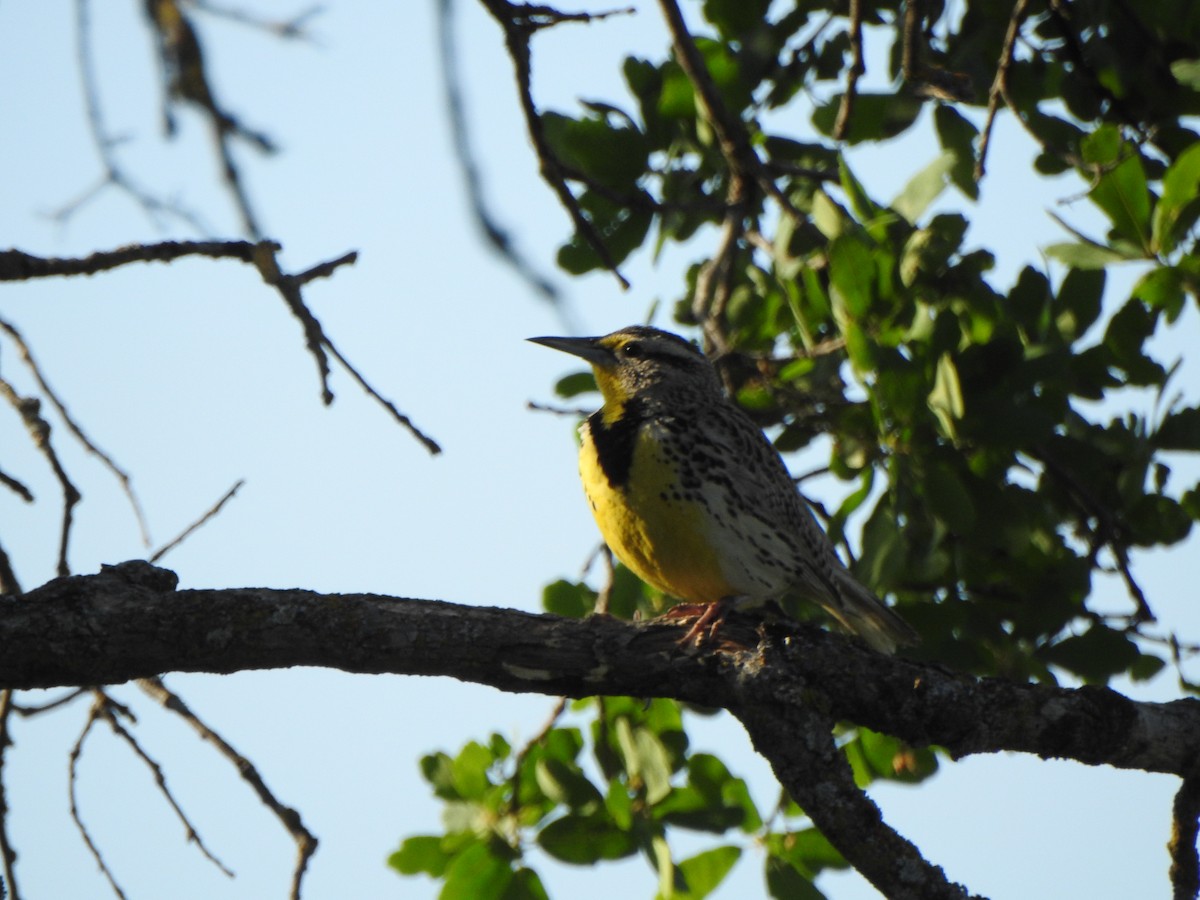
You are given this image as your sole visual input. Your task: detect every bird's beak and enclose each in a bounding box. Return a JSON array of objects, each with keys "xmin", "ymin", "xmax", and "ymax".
[{"xmin": 527, "ymin": 335, "xmax": 613, "ymax": 366}]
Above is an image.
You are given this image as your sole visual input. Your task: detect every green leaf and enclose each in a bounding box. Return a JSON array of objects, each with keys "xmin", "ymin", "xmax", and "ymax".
[
  {"xmin": 541, "ymin": 112, "xmax": 648, "ymax": 190},
  {"xmin": 1055, "ymin": 266, "xmax": 1106, "ymax": 339},
  {"xmin": 673, "ymin": 846, "xmax": 741, "ymax": 899},
  {"xmin": 1129, "ymin": 653, "xmax": 1167, "ymax": 682},
  {"xmin": 1044, "ymin": 242, "xmax": 1132, "ymax": 269},
  {"xmin": 892, "ymin": 152, "xmax": 955, "ymax": 224},
  {"xmin": 1042, "ymin": 626, "xmax": 1141, "ymax": 683},
  {"xmin": 1154, "ymin": 142, "xmax": 1200, "ymax": 255},
  {"xmin": 765, "ymin": 856, "xmax": 826, "ymax": 900},
  {"xmin": 922, "ymin": 460, "xmax": 976, "ymax": 533},
  {"xmin": 605, "ymin": 780, "xmax": 634, "ymax": 830},
  {"xmin": 1170, "ymin": 58, "xmax": 1200, "ymax": 90},
  {"xmin": 502, "ymin": 868, "xmax": 550, "ymax": 900},
  {"xmin": 452, "ymin": 741, "xmax": 495, "ymax": 801},
  {"xmin": 535, "ymin": 758, "xmax": 603, "ymax": 810},
  {"xmin": 858, "ymin": 730, "xmax": 938, "ymax": 783},
  {"xmin": 812, "ymin": 189, "xmax": 851, "ymax": 239},
  {"xmin": 812, "ymin": 92, "xmax": 922, "ymax": 144},
  {"xmin": 1090, "ymin": 153, "xmax": 1152, "ymax": 251},
  {"xmin": 703, "ymin": 0, "xmax": 771, "ymax": 37},
  {"xmin": 389, "ymin": 835, "xmax": 449, "ymax": 877},
  {"xmin": 1155, "ymin": 407, "xmax": 1200, "ymax": 450},
  {"xmin": 934, "ymin": 104, "xmax": 980, "ymax": 199},
  {"xmin": 440, "ymin": 842, "xmax": 514, "ymax": 900},
  {"xmin": 1134, "ymin": 266, "xmax": 1186, "ymax": 322},
  {"xmin": 1128, "ymin": 494, "xmax": 1193, "ymax": 546},
  {"xmin": 537, "ymin": 813, "xmax": 638, "ymax": 864},
  {"xmin": 421, "ymin": 752, "xmax": 459, "ymax": 799},
  {"xmin": 928, "ymin": 353, "xmax": 964, "ymax": 439},
  {"xmin": 772, "ymin": 827, "xmax": 848, "ymax": 874},
  {"xmin": 554, "ymin": 371, "xmax": 597, "ymax": 398},
  {"xmin": 828, "ymin": 235, "xmax": 875, "ymax": 317},
  {"xmin": 616, "ymin": 720, "xmax": 674, "ymax": 804},
  {"xmin": 542, "ymin": 579, "xmax": 596, "ymax": 618}
]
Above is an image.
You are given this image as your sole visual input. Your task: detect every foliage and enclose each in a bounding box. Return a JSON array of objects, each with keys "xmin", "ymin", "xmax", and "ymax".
[{"xmin": 399, "ymin": 0, "xmax": 1200, "ymax": 895}]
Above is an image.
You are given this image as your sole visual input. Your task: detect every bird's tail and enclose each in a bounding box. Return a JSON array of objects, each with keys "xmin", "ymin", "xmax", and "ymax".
[{"xmin": 823, "ymin": 569, "xmax": 919, "ymax": 655}]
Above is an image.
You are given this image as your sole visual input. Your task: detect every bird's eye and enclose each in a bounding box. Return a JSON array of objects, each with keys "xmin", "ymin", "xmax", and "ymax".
[{"xmin": 622, "ymin": 341, "xmax": 644, "ymax": 358}]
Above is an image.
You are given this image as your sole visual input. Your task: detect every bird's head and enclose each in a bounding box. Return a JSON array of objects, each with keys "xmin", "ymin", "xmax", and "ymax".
[{"xmin": 529, "ymin": 326, "xmax": 721, "ymax": 420}]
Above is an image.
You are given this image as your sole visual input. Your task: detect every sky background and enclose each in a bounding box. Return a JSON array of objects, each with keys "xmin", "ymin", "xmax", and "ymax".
[{"xmin": 2, "ymin": 2, "xmax": 1199, "ymax": 899}]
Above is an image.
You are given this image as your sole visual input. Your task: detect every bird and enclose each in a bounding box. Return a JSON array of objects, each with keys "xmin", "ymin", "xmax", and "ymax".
[{"xmin": 529, "ymin": 324, "xmax": 918, "ymax": 654}]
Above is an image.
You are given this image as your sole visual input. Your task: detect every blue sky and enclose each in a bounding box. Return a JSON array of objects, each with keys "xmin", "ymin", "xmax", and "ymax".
[{"xmin": 2, "ymin": 3, "xmax": 1198, "ymax": 899}]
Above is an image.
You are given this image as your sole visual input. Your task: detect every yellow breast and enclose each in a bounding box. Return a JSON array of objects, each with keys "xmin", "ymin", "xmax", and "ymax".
[{"xmin": 579, "ymin": 420, "xmax": 737, "ymax": 604}]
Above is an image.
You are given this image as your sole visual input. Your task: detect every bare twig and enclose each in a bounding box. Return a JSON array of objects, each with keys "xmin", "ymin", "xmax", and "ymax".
[
  {"xmin": 11, "ymin": 690, "xmax": 87, "ymax": 717},
  {"xmin": 692, "ymin": 210, "xmax": 743, "ymax": 355},
  {"xmin": 1170, "ymin": 776, "xmax": 1200, "ymax": 900},
  {"xmin": 0, "ymin": 543, "xmax": 19, "ymax": 597},
  {"xmin": 97, "ymin": 702, "xmax": 235, "ymax": 878},
  {"xmin": 900, "ymin": 0, "xmax": 921, "ymax": 81},
  {"xmin": 322, "ymin": 340, "xmax": 443, "ymax": 455},
  {"xmin": 149, "ymin": 480, "xmax": 246, "ymax": 563},
  {"xmin": 69, "ymin": 696, "xmax": 129, "ymax": 900},
  {"xmin": 525, "ymin": 399, "xmax": 594, "ymax": 417},
  {"xmin": 478, "ymin": 0, "xmax": 634, "ymax": 290},
  {"xmin": 504, "ymin": 696, "xmax": 568, "ymax": 818},
  {"xmin": 0, "ymin": 316, "xmax": 150, "ymax": 546},
  {"xmin": 0, "ymin": 689, "xmax": 19, "ymax": 900},
  {"xmin": 0, "ymin": 376, "xmax": 80, "ymax": 576},
  {"xmin": 190, "ymin": 1, "xmax": 323, "ymax": 40},
  {"xmin": 65, "ymin": 0, "xmax": 210, "ymax": 231},
  {"xmin": 143, "ymin": 0, "xmax": 276, "ymax": 237},
  {"xmin": 832, "ymin": 0, "xmax": 865, "ymax": 141},
  {"xmin": 137, "ymin": 677, "xmax": 317, "ymax": 900},
  {"xmin": 975, "ymin": 0, "xmax": 1035, "ymax": 182},
  {"xmin": 1032, "ymin": 446, "xmax": 1155, "ymax": 623},
  {"xmin": 594, "ymin": 544, "xmax": 615, "ymax": 616},
  {"xmin": 0, "ymin": 469, "xmax": 32, "ymax": 503},
  {"xmin": 0, "ymin": 241, "xmax": 439, "ymax": 454},
  {"xmin": 656, "ymin": 0, "xmax": 801, "ymax": 224},
  {"xmin": 0, "ymin": 240, "xmax": 266, "ymax": 281},
  {"xmin": 435, "ymin": 0, "xmax": 559, "ymax": 302}
]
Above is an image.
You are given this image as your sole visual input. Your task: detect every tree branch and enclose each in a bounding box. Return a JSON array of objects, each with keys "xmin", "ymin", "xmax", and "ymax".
[
  {"xmin": 7, "ymin": 562, "xmax": 1199, "ymax": 781},
  {"xmin": 10, "ymin": 561, "xmax": 1200, "ymax": 899}
]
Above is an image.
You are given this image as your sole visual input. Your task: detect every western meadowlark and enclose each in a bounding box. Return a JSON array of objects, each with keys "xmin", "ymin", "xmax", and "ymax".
[{"xmin": 530, "ymin": 325, "xmax": 917, "ymax": 654}]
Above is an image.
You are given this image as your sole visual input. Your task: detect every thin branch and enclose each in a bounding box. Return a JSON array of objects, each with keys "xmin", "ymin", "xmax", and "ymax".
[
  {"xmin": 832, "ymin": 0, "xmax": 865, "ymax": 142},
  {"xmin": 504, "ymin": 697, "xmax": 568, "ymax": 818},
  {"xmin": 65, "ymin": 0, "xmax": 210, "ymax": 232},
  {"xmin": 735, "ymin": 696, "xmax": 976, "ymax": 899},
  {"xmin": 0, "ymin": 241, "xmax": 439, "ymax": 454},
  {"xmin": 0, "ymin": 376, "xmax": 80, "ymax": 576},
  {"xmin": 0, "ymin": 468, "xmax": 33, "ymax": 503},
  {"xmin": 321, "ymin": 339, "xmax": 443, "ymax": 454},
  {"xmin": 1171, "ymin": 776, "xmax": 1200, "ymax": 900},
  {"xmin": 68, "ymin": 697, "xmax": 129, "ymax": 900},
  {"xmin": 0, "ymin": 543, "xmax": 18, "ymax": 597},
  {"xmin": 975, "ymin": 0, "xmax": 1035, "ymax": 182},
  {"xmin": 190, "ymin": 1, "xmax": 323, "ymax": 40},
  {"xmin": 0, "ymin": 240, "xmax": 265, "ymax": 281},
  {"xmin": 249, "ymin": 243, "xmax": 335, "ymax": 405},
  {"xmin": 0, "ymin": 316, "xmax": 150, "ymax": 546},
  {"xmin": 149, "ymin": 480, "xmax": 246, "ymax": 563},
  {"xmin": 11, "ymin": 689, "xmax": 87, "ymax": 717},
  {"xmin": 656, "ymin": 0, "xmax": 802, "ymax": 223},
  {"xmin": 435, "ymin": 0, "xmax": 559, "ymax": 302},
  {"xmin": 143, "ymin": 0, "xmax": 276, "ymax": 237},
  {"xmin": 97, "ymin": 701, "xmax": 234, "ymax": 878},
  {"xmin": 0, "ymin": 690, "xmax": 19, "ymax": 900},
  {"xmin": 137, "ymin": 677, "xmax": 317, "ymax": 900},
  {"xmin": 478, "ymin": 0, "xmax": 633, "ymax": 290}
]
